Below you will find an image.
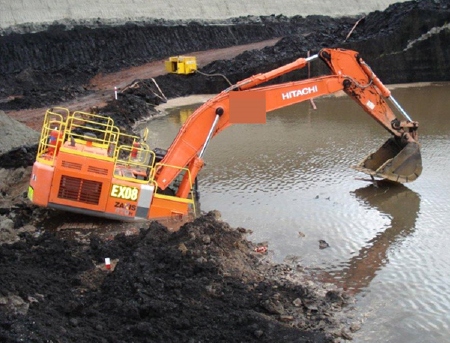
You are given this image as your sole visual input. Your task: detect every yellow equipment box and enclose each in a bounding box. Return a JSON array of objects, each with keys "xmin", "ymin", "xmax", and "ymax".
[{"xmin": 165, "ymin": 56, "xmax": 197, "ymax": 75}]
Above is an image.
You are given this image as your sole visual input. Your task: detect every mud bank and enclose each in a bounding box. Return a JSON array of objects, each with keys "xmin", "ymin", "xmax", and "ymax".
[
  {"xmin": 0, "ymin": 111, "xmax": 39, "ymax": 169},
  {"xmin": 2, "ymin": 1, "xmax": 448, "ymax": 116},
  {"xmin": 83, "ymin": 0, "xmax": 450, "ymax": 128},
  {"xmin": 86, "ymin": 0, "xmax": 448, "ymax": 135},
  {"xmin": 0, "ymin": 212, "xmax": 356, "ymax": 342},
  {"xmin": 0, "ymin": 15, "xmax": 355, "ymax": 110}
]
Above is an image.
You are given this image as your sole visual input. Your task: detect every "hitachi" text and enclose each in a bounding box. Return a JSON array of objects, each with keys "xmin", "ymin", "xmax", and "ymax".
[{"xmin": 282, "ymin": 86, "xmax": 318, "ymax": 100}]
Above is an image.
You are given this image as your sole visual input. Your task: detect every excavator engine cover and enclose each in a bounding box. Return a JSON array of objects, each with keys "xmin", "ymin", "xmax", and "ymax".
[{"xmin": 352, "ymin": 137, "xmax": 422, "ymax": 183}]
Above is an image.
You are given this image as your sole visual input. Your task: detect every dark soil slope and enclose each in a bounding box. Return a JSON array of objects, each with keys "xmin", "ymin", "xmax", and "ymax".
[
  {"xmin": 2, "ymin": 1, "xmax": 448, "ymax": 114},
  {"xmin": 344, "ymin": 0, "xmax": 450, "ymax": 83},
  {"xmin": 92, "ymin": 1, "xmax": 450, "ymax": 136},
  {"xmin": 0, "ymin": 16, "xmax": 355, "ymax": 109}
]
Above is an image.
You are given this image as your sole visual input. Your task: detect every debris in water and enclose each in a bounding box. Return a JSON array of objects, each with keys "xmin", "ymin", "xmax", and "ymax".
[
  {"xmin": 319, "ymin": 240, "xmax": 330, "ymax": 249},
  {"xmin": 255, "ymin": 246, "xmax": 268, "ymax": 253}
]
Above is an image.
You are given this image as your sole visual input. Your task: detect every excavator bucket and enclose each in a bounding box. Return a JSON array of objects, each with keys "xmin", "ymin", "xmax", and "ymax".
[{"xmin": 352, "ymin": 137, "xmax": 422, "ymax": 183}]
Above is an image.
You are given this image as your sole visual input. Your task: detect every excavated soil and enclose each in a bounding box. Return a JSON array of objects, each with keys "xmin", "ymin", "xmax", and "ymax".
[
  {"xmin": 0, "ymin": 212, "xmax": 354, "ymax": 343},
  {"xmin": 2, "ymin": 1, "xmax": 449, "ymax": 134},
  {"xmin": 153, "ymin": 0, "xmax": 450, "ymax": 98}
]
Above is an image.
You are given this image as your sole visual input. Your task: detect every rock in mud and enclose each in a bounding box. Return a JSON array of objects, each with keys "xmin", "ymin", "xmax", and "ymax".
[
  {"xmin": 319, "ymin": 239, "xmax": 330, "ymax": 249},
  {"xmin": 341, "ymin": 328, "xmax": 354, "ymax": 340},
  {"xmin": 0, "ymin": 295, "xmax": 29, "ymax": 315},
  {"xmin": 350, "ymin": 322, "xmax": 362, "ymax": 333},
  {"xmin": 0, "ymin": 217, "xmax": 19, "ymax": 245}
]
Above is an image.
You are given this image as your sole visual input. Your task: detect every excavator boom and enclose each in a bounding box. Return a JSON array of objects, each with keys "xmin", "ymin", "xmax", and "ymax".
[{"xmin": 156, "ymin": 48, "xmax": 422, "ymax": 193}]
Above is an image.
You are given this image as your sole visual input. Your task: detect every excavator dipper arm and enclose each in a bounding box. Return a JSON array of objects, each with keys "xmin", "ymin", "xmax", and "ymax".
[{"xmin": 155, "ymin": 48, "xmax": 422, "ymax": 196}]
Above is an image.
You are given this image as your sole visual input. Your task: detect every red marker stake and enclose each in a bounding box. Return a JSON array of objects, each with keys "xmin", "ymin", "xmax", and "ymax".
[{"xmin": 105, "ymin": 258, "xmax": 111, "ymax": 270}]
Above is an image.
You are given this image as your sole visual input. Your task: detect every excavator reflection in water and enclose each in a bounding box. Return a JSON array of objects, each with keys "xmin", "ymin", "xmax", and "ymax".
[
  {"xmin": 28, "ymin": 48, "xmax": 422, "ymax": 221},
  {"xmin": 311, "ymin": 181, "xmax": 420, "ymax": 294}
]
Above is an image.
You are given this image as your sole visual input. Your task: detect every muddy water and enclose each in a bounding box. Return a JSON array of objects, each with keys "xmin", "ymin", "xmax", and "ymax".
[{"xmin": 144, "ymin": 83, "xmax": 450, "ymax": 342}]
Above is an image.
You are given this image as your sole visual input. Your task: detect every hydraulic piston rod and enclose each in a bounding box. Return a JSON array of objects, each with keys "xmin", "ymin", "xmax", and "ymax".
[
  {"xmin": 199, "ymin": 107, "xmax": 223, "ymax": 158},
  {"xmin": 359, "ymin": 59, "xmax": 414, "ymax": 122},
  {"xmin": 389, "ymin": 96, "xmax": 413, "ymax": 122},
  {"xmin": 176, "ymin": 107, "xmax": 224, "ymax": 198}
]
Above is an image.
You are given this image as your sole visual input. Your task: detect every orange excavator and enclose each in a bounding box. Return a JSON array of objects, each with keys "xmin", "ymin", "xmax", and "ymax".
[{"xmin": 28, "ymin": 48, "xmax": 422, "ymax": 221}]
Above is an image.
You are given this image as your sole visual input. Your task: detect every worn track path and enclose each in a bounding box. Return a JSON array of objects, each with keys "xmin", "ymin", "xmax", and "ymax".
[{"xmin": 7, "ymin": 38, "xmax": 280, "ymax": 131}]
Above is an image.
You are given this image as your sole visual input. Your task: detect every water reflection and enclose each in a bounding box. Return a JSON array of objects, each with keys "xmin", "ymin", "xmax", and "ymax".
[
  {"xmin": 167, "ymin": 108, "xmax": 193, "ymax": 125},
  {"xmin": 315, "ymin": 181, "xmax": 420, "ymax": 294}
]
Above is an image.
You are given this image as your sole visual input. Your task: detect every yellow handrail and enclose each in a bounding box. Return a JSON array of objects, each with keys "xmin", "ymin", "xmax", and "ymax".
[
  {"xmin": 35, "ymin": 108, "xmax": 145, "ymax": 166},
  {"xmin": 152, "ymin": 163, "xmax": 196, "ymax": 213},
  {"xmin": 113, "ymin": 143, "xmax": 156, "ymax": 184},
  {"xmin": 36, "ymin": 109, "xmax": 66, "ymax": 166}
]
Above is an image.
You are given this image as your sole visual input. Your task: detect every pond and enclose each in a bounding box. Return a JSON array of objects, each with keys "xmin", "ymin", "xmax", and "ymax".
[{"xmin": 143, "ymin": 83, "xmax": 450, "ymax": 342}]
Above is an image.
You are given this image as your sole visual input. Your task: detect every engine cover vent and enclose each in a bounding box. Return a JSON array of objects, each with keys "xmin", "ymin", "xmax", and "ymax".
[
  {"xmin": 58, "ymin": 175, "xmax": 102, "ymax": 205},
  {"xmin": 61, "ymin": 161, "xmax": 82, "ymax": 170},
  {"xmin": 88, "ymin": 166, "xmax": 109, "ymax": 175}
]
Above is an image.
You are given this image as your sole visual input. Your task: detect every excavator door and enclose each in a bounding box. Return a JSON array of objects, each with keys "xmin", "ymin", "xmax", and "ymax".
[{"xmin": 352, "ymin": 135, "xmax": 422, "ymax": 183}]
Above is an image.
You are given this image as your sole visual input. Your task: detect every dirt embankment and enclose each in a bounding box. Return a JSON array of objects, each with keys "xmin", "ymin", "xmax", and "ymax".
[
  {"xmin": 2, "ymin": 1, "xmax": 448, "ymax": 134},
  {"xmin": 0, "ymin": 15, "xmax": 355, "ymax": 111},
  {"xmin": 0, "ymin": 111, "xmax": 39, "ymax": 169},
  {"xmin": 0, "ymin": 212, "xmax": 357, "ymax": 342}
]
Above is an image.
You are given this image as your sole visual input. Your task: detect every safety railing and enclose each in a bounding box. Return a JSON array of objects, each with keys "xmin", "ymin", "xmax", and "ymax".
[
  {"xmin": 151, "ymin": 163, "xmax": 196, "ymax": 212},
  {"xmin": 35, "ymin": 108, "xmax": 147, "ymax": 165},
  {"xmin": 113, "ymin": 143, "xmax": 156, "ymax": 184},
  {"xmin": 36, "ymin": 108, "xmax": 68, "ymax": 166},
  {"xmin": 65, "ymin": 110, "xmax": 120, "ymax": 149}
]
